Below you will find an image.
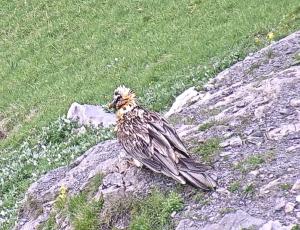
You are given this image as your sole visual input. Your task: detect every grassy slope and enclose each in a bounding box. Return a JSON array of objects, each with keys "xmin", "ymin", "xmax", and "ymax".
[{"xmin": 1, "ymin": 0, "xmax": 299, "ymax": 147}]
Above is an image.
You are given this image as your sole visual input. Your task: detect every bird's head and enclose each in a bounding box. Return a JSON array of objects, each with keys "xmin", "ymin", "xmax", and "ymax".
[{"xmin": 108, "ymin": 85, "xmax": 137, "ymax": 111}]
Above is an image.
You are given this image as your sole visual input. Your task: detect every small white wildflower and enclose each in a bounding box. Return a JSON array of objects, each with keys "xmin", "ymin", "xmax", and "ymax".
[{"xmin": 0, "ymin": 210, "xmax": 6, "ymax": 216}]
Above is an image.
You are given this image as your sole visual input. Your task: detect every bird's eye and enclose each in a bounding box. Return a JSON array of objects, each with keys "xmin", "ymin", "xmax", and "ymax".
[{"xmin": 114, "ymin": 91, "xmax": 119, "ymax": 96}]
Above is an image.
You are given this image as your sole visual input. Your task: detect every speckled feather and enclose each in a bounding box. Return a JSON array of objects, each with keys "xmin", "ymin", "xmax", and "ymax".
[
  {"xmin": 111, "ymin": 86, "xmax": 216, "ymax": 190},
  {"xmin": 116, "ymin": 105, "xmax": 216, "ymax": 190}
]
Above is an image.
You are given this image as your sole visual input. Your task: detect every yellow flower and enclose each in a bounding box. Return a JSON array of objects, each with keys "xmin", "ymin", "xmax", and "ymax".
[
  {"xmin": 254, "ymin": 37, "xmax": 261, "ymax": 45},
  {"xmin": 267, "ymin": 32, "xmax": 274, "ymax": 41},
  {"xmin": 58, "ymin": 185, "xmax": 68, "ymax": 200}
]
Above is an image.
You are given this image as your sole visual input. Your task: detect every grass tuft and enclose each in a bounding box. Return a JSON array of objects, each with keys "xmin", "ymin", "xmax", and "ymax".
[
  {"xmin": 83, "ymin": 173, "xmax": 105, "ymax": 198},
  {"xmin": 243, "ymin": 183, "xmax": 256, "ymax": 197},
  {"xmin": 67, "ymin": 193, "xmax": 103, "ymax": 230},
  {"xmin": 234, "ymin": 155, "xmax": 265, "ymax": 173},
  {"xmin": 193, "ymin": 192, "xmax": 210, "ymax": 205},
  {"xmin": 198, "ymin": 122, "xmax": 216, "ymax": 131},
  {"xmin": 291, "ymin": 224, "xmax": 300, "ymax": 230},
  {"xmin": 130, "ymin": 190, "xmax": 183, "ymax": 230},
  {"xmin": 279, "ymin": 183, "xmax": 292, "ymax": 191},
  {"xmin": 193, "ymin": 138, "xmax": 221, "ymax": 163},
  {"xmin": 37, "ymin": 213, "xmax": 57, "ymax": 230},
  {"xmin": 228, "ymin": 181, "xmax": 241, "ymax": 193}
]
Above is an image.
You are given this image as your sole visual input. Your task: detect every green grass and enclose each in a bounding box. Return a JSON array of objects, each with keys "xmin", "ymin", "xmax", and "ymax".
[
  {"xmin": 0, "ymin": 117, "xmax": 114, "ymax": 229},
  {"xmin": 130, "ymin": 190, "xmax": 183, "ymax": 230},
  {"xmin": 219, "ymin": 207, "xmax": 235, "ymax": 215},
  {"xmin": 193, "ymin": 191, "xmax": 210, "ymax": 205},
  {"xmin": 234, "ymin": 155, "xmax": 265, "ymax": 173},
  {"xmin": 40, "ymin": 179, "xmax": 104, "ymax": 230},
  {"xmin": 38, "ymin": 213, "xmax": 57, "ymax": 230},
  {"xmin": 291, "ymin": 224, "xmax": 300, "ymax": 230},
  {"xmin": 1, "ymin": 0, "xmax": 300, "ymax": 148},
  {"xmin": 198, "ymin": 121, "xmax": 216, "ymax": 131},
  {"xmin": 194, "ymin": 138, "xmax": 221, "ymax": 163},
  {"xmin": 243, "ymin": 183, "xmax": 256, "ymax": 197},
  {"xmin": 1, "ymin": 0, "xmax": 300, "ymax": 229},
  {"xmin": 31, "ymin": 179, "xmax": 183, "ymax": 230},
  {"xmin": 228, "ymin": 181, "xmax": 241, "ymax": 193},
  {"xmin": 280, "ymin": 183, "xmax": 292, "ymax": 191},
  {"xmin": 67, "ymin": 193, "xmax": 103, "ymax": 230},
  {"xmin": 83, "ymin": 173, "xmax": 105, "ymax": 197}
]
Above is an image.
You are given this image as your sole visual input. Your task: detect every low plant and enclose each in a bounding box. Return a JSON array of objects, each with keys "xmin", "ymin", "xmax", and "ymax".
[
  {"xmin": 130, "ymin": 190, "xmax": 183, "ymax": 230},
  {"xmin": 228, "ymin": 181, "xmax": 241, "ymax": 193},
  {"xmin": 234, "ymin": 155, "xmax": 265, "ymax": 173},
  {"xmin": 0, "ymin": 116, "xmax": 114, "ymax": 229},
  {"xmin": 193, "ymin": 138, "xmax": 221, "ymax": 163}
]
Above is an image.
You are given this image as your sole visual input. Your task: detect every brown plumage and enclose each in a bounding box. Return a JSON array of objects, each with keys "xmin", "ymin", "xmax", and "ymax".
[{"xmin": 109, "ymin": 86, "xmax": 217, "ymax": 190}]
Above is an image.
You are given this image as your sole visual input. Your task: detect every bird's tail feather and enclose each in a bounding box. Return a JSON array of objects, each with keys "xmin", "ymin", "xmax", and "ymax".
[{"xmin": 178, "ymin": 158, "xmax": 217, "ymax": 190}]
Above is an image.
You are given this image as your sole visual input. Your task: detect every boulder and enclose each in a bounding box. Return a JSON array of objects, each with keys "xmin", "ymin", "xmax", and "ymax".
[{"xmin": 67, "ymin": 102, "xmax": 116, "ymax": 128}]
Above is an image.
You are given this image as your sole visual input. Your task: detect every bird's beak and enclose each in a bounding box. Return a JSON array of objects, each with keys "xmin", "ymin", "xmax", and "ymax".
[{"xmin": 108, "ymin": 98, "xmax": 117, "ymax": 109}]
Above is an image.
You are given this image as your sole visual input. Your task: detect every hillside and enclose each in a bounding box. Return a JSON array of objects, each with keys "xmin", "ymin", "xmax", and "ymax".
[
  {"xmin": 14, "ymin": 30, "xmax": 300, "ymax": 230},
  {"xmin": 1, "ymin": 1, "xmax": 300, "ymax": 229},
  {"xmin": 1, "ymin": 0, "xmax": 300, "ymax": 147}
]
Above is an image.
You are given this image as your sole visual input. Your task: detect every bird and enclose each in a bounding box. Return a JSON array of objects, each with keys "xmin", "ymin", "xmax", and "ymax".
[{"xmin": 109, "ymin": 85, "xmax": 217, "ymax": 190}]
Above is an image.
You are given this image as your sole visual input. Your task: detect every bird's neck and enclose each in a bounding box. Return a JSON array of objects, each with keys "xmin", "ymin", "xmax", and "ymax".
[{"xmin": 116, "ymin": 100, "xmax": 137, "ymax": 120}]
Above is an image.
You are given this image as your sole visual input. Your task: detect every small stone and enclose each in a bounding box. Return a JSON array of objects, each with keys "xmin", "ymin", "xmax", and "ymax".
[
  {"xmin": 224, "ymin": 132, "xmax": 233, "ymax": 138},
  {"xmin": 229, "ymin": 119, "xmax": 242, "ymax": 127},
  {"xmin": 236, "ymin": 101, "xmax": 247, "ymax": 108},
  {"xmin": 274, "ymin": 198, "xmax": 286, "ymax": 211},
  {"xmin": 244, "ymin": 128, "xmax": 254, "ymax": 135},
  {"xmin": 220, "ymin": 136, "xmax": 242, "ymax": 148},
  {"xmin": 212, "ymin": 192, "xmax": 219, "ymax": 199},
  {"xmin": 165, "ymin": 87, "xmax": 200, "ymax": 117},
  {"xmin": 291, "ymin": 179, "xmax": 300, "ymax": 191},
  {"xmin": 116, "ymin": 160, "xmax": 130, "ymax": 173},
  {"xmin": 278, "ymin": 108, "xmax": 291, "ymax": 115},
  {"xmin": 290, "ymin": 98, "xmax": 300, "ymax": 107},
  {"xmin": 208, "ymin": 216, "xmax": 214, "ymax": 221},
  {"xmin": 260, "ymin": 178, "xmax": 281, "ymax": 194},
  {"xmin": 202, "ymin": 210, "xmax": 265, "ymax": 230},
  {"xmin": 260, "ymin": 220, "xmax": 295, "ymax": 230},
  {"xmin": 296, "ymin": 212, "xmax": 300, "ymax": 219},
  {"xmin": 296, "ymin": 195, "xmax": 300, "ymax": 203},
  {"xmin": 287, "ymin": 144, "xmax": 300, "ymax": 153},
  {"xmin": 204, "ymin": 83, "xmax": 215, "ymax": 91},
  {"xmin": 220, "ymin": 152, "xmax": 235, "ymax": 157},
  {"xmin": 268, "ymin": 123, "xmax": 300, "ymax": 140},
  {"xmin": 77, "ymin": 126, "xmax": 87, "ymax": 135},
  {"xmin": 216, "ymin": 187, "xmax": 230, "ymax": 195},
  {"xmin": 249, "ymin": 170, "xmax": 259, "ymax": 177},
  {"xmin": 171, "ymin": 211, "xmax": 177, "ymax": 218},
  {"xmin": 284, "ymin": 202, "xmax": 295, "ymax": 213},
  {"xmin": 247, "ymin": 136, "xmax": 262, "ymax": 146}
]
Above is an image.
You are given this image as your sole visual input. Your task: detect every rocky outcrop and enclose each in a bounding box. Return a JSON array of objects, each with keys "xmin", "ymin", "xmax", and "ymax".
[
  {"xmin": 176, "ymin": 210, "xmax": 266, "ymax": 230},
  {"xmin": 15, "ymin": 31, "xmax": 300, "ymax": 229},
  {"xmin": 15, "ymin": 140, "xmax": 175, "ymax": 230},
  {"xmin": 67, "ymin": 102, "xmax": 116, "ymax": 128}
]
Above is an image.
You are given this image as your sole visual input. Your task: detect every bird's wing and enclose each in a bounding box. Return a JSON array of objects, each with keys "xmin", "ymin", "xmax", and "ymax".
[
  {"xmin": 117, "ymin": 107, "xmax": 187, "ymax": 182},
  {"xmin": 144, "ymin": 109, "xmax": 190, "ymax": 158}
]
